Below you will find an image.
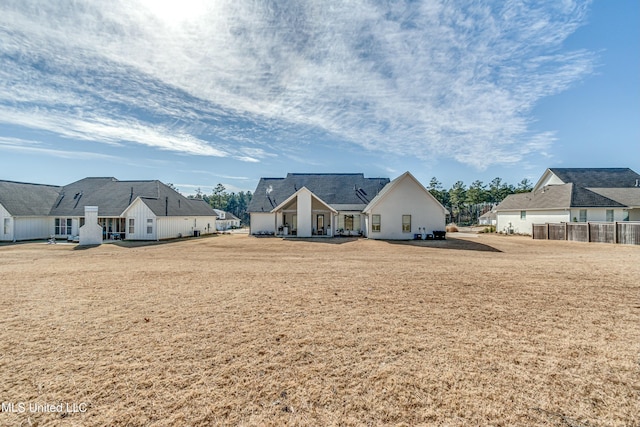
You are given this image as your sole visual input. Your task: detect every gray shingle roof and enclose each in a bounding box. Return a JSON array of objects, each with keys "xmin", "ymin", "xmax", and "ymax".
[
  {"xmin": 0, "ymin": 180, "xmax": 62, "ymax": 216},
  {"xmin": 220, "ymin": 211, "xmax": 240, "ymax": 221},
  {"xmin": 248, "ymin": 173, "xmax": 390, "ymax": 212},
  {"xmin": 570, "ymin": 186, "xmax": 626, "ymax": 208},
  {"xmin": 1, "ymin": 177, "xmax": 216, "ymax": 218},
  {"xmin": 588, "ymin": 188, "xmax": 640, "ymax": 208},
  {"xmin": 549, "ymin": 168, "xmax": 640, "ymax": 188},
  {"xmin": 496, "ymin": 184, "xmax": 573, "ymax": 211},
  {"xmin": 496, "ymin": 183, "xmax": 626, "ymax": 211}
]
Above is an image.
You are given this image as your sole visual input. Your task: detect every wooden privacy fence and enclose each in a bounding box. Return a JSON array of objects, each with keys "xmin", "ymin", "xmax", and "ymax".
[{"xmin": 532, "ymin": 222, "xmax": 640, "ymax": 245}]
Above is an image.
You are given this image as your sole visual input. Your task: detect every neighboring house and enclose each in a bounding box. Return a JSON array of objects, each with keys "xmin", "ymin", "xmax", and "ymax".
[
  {"xmin": 478, "ymin": 210, "xmax": 497, "ymax": 226},
  {"xmin": 494, "ymin": 168, "xmax": 640, "ymax": 234},
  {"xmin": 0, "ymin": 177, "xmax": 218, "ymax": 242},
  {"xmin": 214, "ymin": 209, "xmax": 241, "ymax": 230},
  {"xmin": 247, "ymin": 171, "xmax": 447, "ymax": 240}
]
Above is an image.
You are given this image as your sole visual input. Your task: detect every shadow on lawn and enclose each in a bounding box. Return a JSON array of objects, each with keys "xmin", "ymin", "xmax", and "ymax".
[
  {"xmin": 283, "ymin": 235, "xmax": 502, "ymax": 252},
  {"xmin": 385, "ymin": 236, "xmax": 502, "ymax": 252},
  {"xmin": 282, "ymin": 236, "xmax": 361, "ymax": 245},
  {"xmin": 72, "ymin": 234, "xmax": 219, "ymax": 250}
]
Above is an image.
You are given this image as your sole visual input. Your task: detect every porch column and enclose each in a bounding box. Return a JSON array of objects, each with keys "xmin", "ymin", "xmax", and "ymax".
[{"xmin": 297, "ymin": 189, "xmax": 312, "ymax": 237}]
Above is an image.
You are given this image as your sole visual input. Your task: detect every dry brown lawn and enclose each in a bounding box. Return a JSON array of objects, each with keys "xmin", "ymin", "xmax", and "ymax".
[{"xmin": 0, "ymin": 233, "xmax": 638, "ymax": 426}]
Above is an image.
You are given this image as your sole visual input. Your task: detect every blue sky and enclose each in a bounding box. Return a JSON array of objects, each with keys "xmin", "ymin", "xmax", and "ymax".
[{"xmin": 0, "ymin": 0, "xmax": 638, "ymax": 195}]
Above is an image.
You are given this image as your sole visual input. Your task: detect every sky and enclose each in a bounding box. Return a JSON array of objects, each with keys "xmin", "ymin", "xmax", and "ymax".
[{"xmin": 0, "ymin": 0, "xmax": 638, "ymax": 195}]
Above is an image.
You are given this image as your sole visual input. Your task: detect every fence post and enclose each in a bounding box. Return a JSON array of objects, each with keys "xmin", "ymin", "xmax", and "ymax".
[
  {"xmin": 614, "ymin": 222, "xmax": 618, "ymax": 244},
  {"xmin": 564, "ymin": 222, "xmax": 568, "ymax": 241},
  {"xmin": 587, "ymin": 222, "xmax": 591, "ymax": 243},
  {"xmin": 546, "ymin": 223, "xmax": 550, "ymax": 240}
]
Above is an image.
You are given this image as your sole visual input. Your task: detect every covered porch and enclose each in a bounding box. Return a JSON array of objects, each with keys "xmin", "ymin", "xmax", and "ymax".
[
  {"xmin": 99, "ymin": 217, "xmax": 126, "ymax": 240},
  {"xmin": 271, "ymin": 187, "xmax": 337, "ymax": 238}
]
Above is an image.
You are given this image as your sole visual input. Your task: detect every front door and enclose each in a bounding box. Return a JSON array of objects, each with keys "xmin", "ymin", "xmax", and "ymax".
[{"xmin": 317, "ymin": 214, "xmax": 324, "ymax": 235}]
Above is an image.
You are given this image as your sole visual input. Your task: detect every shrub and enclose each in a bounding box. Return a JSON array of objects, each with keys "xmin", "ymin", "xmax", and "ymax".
[{"xmin": 446, "ymin": 224, "xmax": 458, "ymax": 232}]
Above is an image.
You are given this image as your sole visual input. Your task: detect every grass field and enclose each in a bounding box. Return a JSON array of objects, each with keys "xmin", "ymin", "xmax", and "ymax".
[{"xmin": 1, "ymin": 233, "xmax": 638, "ymax": 426}]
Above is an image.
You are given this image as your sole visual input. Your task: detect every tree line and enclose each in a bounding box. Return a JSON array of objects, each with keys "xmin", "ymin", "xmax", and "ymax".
[
  {"xmin": 428, "ymin": 177, "xmax": 533, "ymax": 225},
  {"xmin": 179, "ymin": 177, "xmax": 533, "ymax": 227},
  {"xmin": 184, "ymin": 184, "xmax": 253, "ymax": 226}
]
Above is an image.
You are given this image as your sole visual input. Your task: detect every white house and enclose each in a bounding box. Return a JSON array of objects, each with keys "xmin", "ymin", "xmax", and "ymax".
[
  {"xmin": 248, "ymin": 171, "xmax": 446, "ymax": 240},
  {"xmin": 214, "ymin": 209, "xmax": 241, "ymax": 231},
  {"xmin": 478, "ymin": 210, "xmax": 497, "ymax": 226},
  {"xmin": 0, "ymin": 177, "xmax": 218, "ymax": 242},
  {"xmin": 495, "ymin": 168, "xmax": 640, "ymax": 234},
  {"xmin": 362, "ymin": 172, "xmax": 447, "ymax": 240}
]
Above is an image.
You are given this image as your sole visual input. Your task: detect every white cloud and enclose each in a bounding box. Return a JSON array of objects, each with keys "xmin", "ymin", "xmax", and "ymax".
[
  {"xmin": 0, "ymin": 136, "xmax": 120, "ymax": 160},
  {"xmin": 0, "ymin": 0, "xmax": 595, "ymax": 168}
]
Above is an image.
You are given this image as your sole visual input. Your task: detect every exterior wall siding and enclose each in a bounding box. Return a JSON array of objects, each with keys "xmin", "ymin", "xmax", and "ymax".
[
  {"xmin": 0, "ymin": 203, "xmax": 13, "ymax": 241},
  {"xmin": 250, "ymin": 213, "xmax": 276, "ymax": 234},
  {"xmin": 367, "ymin": 177, "xmax": 445, "ymax": 240},
  {"xmin": 496, "ymin": 210, "xmax": 570, "ymax": 235},
  {"xmin": 156, "ymin": 216, "xmax": 216, "ymax": 239},
  {"xmin": 125, "ymin": 200, "xmax": 157, "ymax": 240},
  {"xmin": 537, "ymin": 174, "xmax": 564, "ymax": 188},
  {"xmin": 569, "ymin": 208, "xmax": 627, "ymax": 223},
  {"xmin": 216, "ymin": 219, "xmax": 240, "ymax": 231},
  {"xmin": 14, "ymin": 217, "xmax": 51, "ymax": 241}
]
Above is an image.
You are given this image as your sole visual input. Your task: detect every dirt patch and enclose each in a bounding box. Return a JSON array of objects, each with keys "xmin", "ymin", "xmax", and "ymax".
[{"xmin": 1, "ymin": 234, "xmax": 638, "ymax": 426}]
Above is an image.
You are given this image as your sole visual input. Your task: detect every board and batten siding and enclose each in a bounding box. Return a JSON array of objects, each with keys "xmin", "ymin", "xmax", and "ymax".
[
  {"xmin": 250, "ymin": 213, "xmax": 276, "ymax": 234},
  {"xmin": 156, "ymin": 216, "xmax": 216, "ymax": 239},
  {"xmin": 0, "ymin": 203, "xmax": 13, "ymax": 241},
  {"xmin": 366, "ymin": 174, "xmax": 446, "ymax": 240},
  {"xmin": 9, "ymin": 216, "xmax": 51, "ymax": 241},
  {"xmin": 125, "ymin": 199, "xmax": 157, "ymax": 240},
  {"xmin": 496, "ymin": 210, "xmax": 570, "ymax": 235}
]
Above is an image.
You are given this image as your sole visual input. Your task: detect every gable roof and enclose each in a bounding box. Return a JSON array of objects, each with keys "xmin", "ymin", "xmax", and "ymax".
[
  {"xmin": 363, "ymin": 171, "xmax": 447, "ymax": 214},
  {"xmin": 537, "ymin": 168, "xmax": 640, "ymax": 190},
  {"xmin": 495, "ymin": 183, "xmax": 626, "ymax": 211},
  {"xmin": 0, "ymin": 180, "xmax": 62, "ymax": 216},
  {"xmin": 1, "ymin": 177, "xmax": 216, "ymax": 218},
  {"xmin": 213, "ymin": 209, "xmax": 240, "ymax": 221},
  {"xmin": 248, "ymin": 173, "xmax": 390, "ymax": 212},
  {"xmin": 269, "ymin": 186, "xmax": 338, "ymax": 214},
  {"xmin": 479, "ymin": 211, "xmax": 496, "ymax": 220}
]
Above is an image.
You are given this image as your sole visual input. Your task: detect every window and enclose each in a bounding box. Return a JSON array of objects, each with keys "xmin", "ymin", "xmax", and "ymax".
[
  {"xmin": 520, "ymin": 211, "xmax": 526, "ymax": 220},
  {"xmin": 372, "ymin": 214, "xmax": 381, "ymax": 232},
  {"xmin": 55, "ymin": 218, "xmax": 72, "ymax": 235},
  {"xmin": 623, "ymin": 210, "xmax": 629, "ymax": 222},
  {"xmin": 344, "ymin": 215, "xmax": 354, "ymax": 231},
  {"xmin": 579, "ymin": 209, "xmax": 587, "ymax": 222},
  {"xmin": 147, "ymin": 218, "xmax": 153, "ymax": 234},
  {"xmin": 128, "ymin": 218, "xmax": 135, "ymax": 234},
  {"xmin": 3, "ymin": 218, "xmax": 9, "ymax": 234},
  {"xmin": 402, "ymin": 215, "xmax": 411, "ymax": 233},
  {"xmin": 606, "ymin": 209, "xmax": 614, "ymax": 222}
]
